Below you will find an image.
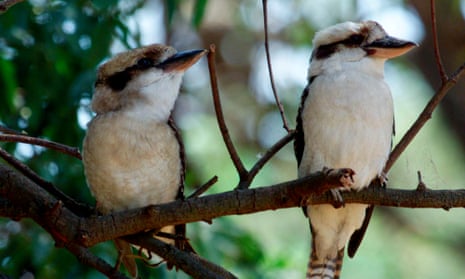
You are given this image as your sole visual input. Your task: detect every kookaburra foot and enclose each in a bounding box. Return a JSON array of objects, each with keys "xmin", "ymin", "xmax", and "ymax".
[
  {"xmin": 322, "ymin": 167, "xmax": 356, "ymax": 208},
  {"xmin": 322, "ymin": 167, "xmax": 355, "ymax": 187},
  {"xmin": 378, "ymin": 172, "xmax": 388, "ymax": 188}
]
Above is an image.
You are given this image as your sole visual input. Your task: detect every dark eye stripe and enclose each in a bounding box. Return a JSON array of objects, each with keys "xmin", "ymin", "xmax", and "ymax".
[
  {"xmin": 106, "ymin": 70, "xmax": 132, "ymax": 91},
  {"xmin": 136, "ymin": 58, "xmax": 154, "ymax": 69},
  {"xmin": 312, "ymin": 34, "xmax": 366, "ymax": 60},
  {"xmin": 95, "ymin": 57, "xmax": 155, "ymax": 91}
]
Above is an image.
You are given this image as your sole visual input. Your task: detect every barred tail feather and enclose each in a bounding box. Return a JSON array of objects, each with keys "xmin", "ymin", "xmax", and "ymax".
[{"xmin": 307, "ymin": 248, "xmax": 344, "ymax": 279}]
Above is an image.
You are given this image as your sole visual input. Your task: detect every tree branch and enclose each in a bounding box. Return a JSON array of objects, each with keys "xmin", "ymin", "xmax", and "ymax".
[
  {"xmin": 0, "ymin": 163, "xmax": 240, "ymax": 278},
  {"xmin": 207, "ymin": 45, "xmax": 248, "ymax": 181},
  {"xmin": 262, "ymin": 0, "xmax": 291, "ymax": 132},
  {"xmin": 236, "ymin": 131, "xmax": 295, "ymax": 189},
  {"xmin": 384, "ymin": 60, "xmax": 465, "ymax": 172},
  {"xmin": 207, "ymin": 45, "xmax": 296, "ymax": 190},
  {"xmin": 3, "ymin": 162, "xmax": 464, "ymax": 248},
  {"xmin": 3, "ymin": 155, "xmax": 465, "ymax": 275},
  {"xmin": 430, "ymin": 0, "xmax": 448, "ymax": 82},
  {"xmin": 0, "ymin": 147, "xmax": 93, "ymax": 216},
  {"xmin": 125, "ymin": 234, "xmax": 237, "ymax": 279},
  {"xmin": 0, "ymin": 0, "xmax": 24, "ymax": 13},
  {"xmin": 0, "ymin": 134, "xmax": 82, "ymax": 159},
  {"xmin": 65, "ymin": 242, "xmax": 130, "ymax": 279},
  {"xmin": 384, "ymin": 3, "xmax": 465, "ymax": 172}
]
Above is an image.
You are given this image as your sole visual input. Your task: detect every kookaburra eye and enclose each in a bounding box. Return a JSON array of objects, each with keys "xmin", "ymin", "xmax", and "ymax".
[{"xmin": 136, "ymin": 58, "xmax": 153, "ymax": 68}]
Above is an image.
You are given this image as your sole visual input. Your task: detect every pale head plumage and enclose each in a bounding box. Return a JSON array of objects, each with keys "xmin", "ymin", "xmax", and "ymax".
[
  {"xmin": 91, "ymin": 44, "xmax": 206, "ymax": 121},
  {"xmin": 307, "ymin": 20, "xmax": 416, "ymax": 79},
  {"xmin": 312, "ymin": 21, "xmax": 386, "ymax": 51}
]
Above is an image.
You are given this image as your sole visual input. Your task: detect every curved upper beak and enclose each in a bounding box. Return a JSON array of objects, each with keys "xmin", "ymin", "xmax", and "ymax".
[
  {"xmin": 363, "ymin": 36, "xmax": 418, "ymax": 59},
  {"xmin": 158, "ymin": 49, "xmax": 207, "ymax": 72}
]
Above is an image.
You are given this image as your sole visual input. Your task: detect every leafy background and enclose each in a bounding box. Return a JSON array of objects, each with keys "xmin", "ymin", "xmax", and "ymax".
[{"xmin": 0, "ymin": 0, "xmax": 464, "ymax": 278}]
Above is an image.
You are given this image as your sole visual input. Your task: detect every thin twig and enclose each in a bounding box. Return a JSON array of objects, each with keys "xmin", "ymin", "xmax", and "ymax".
[
  {"xmin": 65, "ymin": 243, "xmax": 129, "ymax": 279},
  {"xmin": 125, "ymin": 234, "xmax": 237, "ymax": 279},
  {"xmin": 187, "ymin": 175, "xmax": 218, "ymax": 199},
  {"xmin": 430, "ymin": 0, "xmax": 448, "ymax": 82},
  {"xmin": 237, "ymin": 131, "xmax": 295, "ymax": 189},
  {"xmin": 206, "ymin": 44, "xmax": 248, "ymax": 180},
  {"xmin": 0, "ymin": 147, "xmax": 93, "ymax": 216},
  {"xmin": 384, "ymin": 2, "xmax": 465, "ymax": 172},
  {"xmin": 0, "ymin": 0, "xmax": 24, "ymax": 13},
  {"xmin": 262, "ymin": 0, "xmax": 291, "ymax": 132},
  {"xmin": 0, "ymin": 125, "xmax": 23, "ymax": 135},
  {"xmin": 450, "ymin": 61, "xmax": 465, "ymax": 82},
  {"xmin": 0, "ymin": 134, "xmax": 82, "ymax": 160},
  {"xmin": 385, "ymin": 61, "xmax": 465, "ymax": 172}
]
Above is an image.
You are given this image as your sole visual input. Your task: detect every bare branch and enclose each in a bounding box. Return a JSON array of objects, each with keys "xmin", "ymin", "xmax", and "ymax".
[
  {"xmin": 125, "ymin": 234, "xmax": 237, "ymax": 279},
  {"xmin": 0, "ymin": 134, "xmax": 82, "ymax": 159},
  {"xmin": 0, "ymin": 125, "xmax": 23, "ymax": 135},
  {"xmin": 206, "ymin": 45, "xmax": 248, "ymax": 181},
  {"xmin": 80, "ymin": 182, "xmax": 465, "ymax": 247},
  {"xmin": 262, "ymin": 0, "xmax": 291, "ymax": 132},
  {"xmin": 0, "ymin": 0, "xmax": 24, "ymax": 13},
  {"xmin": 386, "ymin": 1, "xmax": 465, "ymax": 172},
  {"xmin": 207, "ymin": 44, "xmax": 296, "ymax": 190},
  {"xmin": 187, "ymin": 175, "xmax": 218, "ymax": 199},
  {"xmin": 450, "ymin": 61, "xmax": 465, "ymax": 83},
  {"xmin": 65, "ymin": 242, "xmax": 130, "ymax": 279},
  {"xmin": 0, "ymin": 147, "xmax": 93, "ymax": 216},
  {"xmin": 4, "ymin": 158, "xmax": 465, "ymax": 275},
  {"xmin": 430, "ymin": 0, "xmax": 448, "ymax": 82},
  {"xmin": 384, "ymin": 61, "xmax": 465, "ymax": 172},
  {"xmin": 0, "ymin": 163, "xmax": 236, "ymax": 278},
  {"xmin": 237, "ymin": 131, "xmax": 295, "ymax": 189}
]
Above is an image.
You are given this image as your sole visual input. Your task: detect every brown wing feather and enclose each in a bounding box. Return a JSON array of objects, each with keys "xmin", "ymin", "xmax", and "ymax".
[
  {"xmin": 294, "ymin": 85, "xmax": 310, "ymax": 166},
  {"xmin": 167, "ymin": 115, "xmax": 185, "ymax": 199},
  {"xmin": 167, "ymin": 115, "xmax": 196, "ymax": 254},
  {"xmin": 296, "ymin": 77, "xmax": 317, "ymax": 217},
  {"xmin": 347, "ymin": 205, "xmax": 374, "ymax": 257}
]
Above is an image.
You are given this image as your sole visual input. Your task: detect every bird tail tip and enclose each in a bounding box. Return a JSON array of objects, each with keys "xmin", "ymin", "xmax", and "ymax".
[{"xmin": 307, "ymin": 248, "xmax": 344, "ymax": 279}]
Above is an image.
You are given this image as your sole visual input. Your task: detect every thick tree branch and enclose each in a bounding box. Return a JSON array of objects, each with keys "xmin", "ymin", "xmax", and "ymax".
[
  {"xmin": 0, "ymin": 164, "xmax": 243, "ymax": 278},
  {"xmin": 2, "ymin": 163, "xmax": 465, "ymax": 251},
  {"xmin": 0, "ymin": 147, "xmax": 93, "ymax": 216}
]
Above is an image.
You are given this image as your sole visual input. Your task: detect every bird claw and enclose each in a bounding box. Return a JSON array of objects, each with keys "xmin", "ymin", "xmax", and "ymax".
[
  {"xmin": 322, "ymin": 167, "xmax": 355, "ymax": 188},
  {"xmin": 321, "ymin": 167, "xmax": 355, "ymax": 208},
  {"xmin": 329, "ymin": 189, "xmax": 345, "ymax": 208},
  {"xmin": 378, "ymin": 172, "xmax": 388, "ymax": 188}
]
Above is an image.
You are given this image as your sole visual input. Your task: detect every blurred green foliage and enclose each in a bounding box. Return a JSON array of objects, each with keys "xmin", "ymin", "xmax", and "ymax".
[{"xmin": 1, "ymin": 1, "xmax": 465, "ymax": 279}]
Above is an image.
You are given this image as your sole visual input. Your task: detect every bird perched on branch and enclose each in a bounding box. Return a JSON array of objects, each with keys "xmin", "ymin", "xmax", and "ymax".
[
  {"xmin": 82, "ymin": 44, "xmax": 206, "ymax": 277},
  {"xmin": 294, "ymin": 21, "xmax": 416, "ymax": 279}
]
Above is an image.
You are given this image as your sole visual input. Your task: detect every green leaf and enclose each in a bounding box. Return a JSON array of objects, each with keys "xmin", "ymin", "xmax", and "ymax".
[
  {"xmin": 165, "ymin": 0, "xmax": 181, "ymax": 27},
  {"xmin": 192, "ymin": 0, "xmax": 208, "ymax": 28},
  {"xmin": 0, "ymin": 59, "xmax": 17, "ymax": 113}
]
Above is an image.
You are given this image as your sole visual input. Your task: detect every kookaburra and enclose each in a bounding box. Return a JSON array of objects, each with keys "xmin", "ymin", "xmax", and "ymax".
[
  {"xmin": 294, "ymin": 21, "xmax": 416, "ymax": 279},
  {"xmin": 82, "ymin": 44, "xmax": 206, "ymax": 277}
]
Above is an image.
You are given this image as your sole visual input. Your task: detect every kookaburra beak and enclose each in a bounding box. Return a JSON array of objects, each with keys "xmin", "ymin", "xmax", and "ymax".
[
  {"xmin": 158, "ymin": 49, "xmax": 207, "ymax": 72},
  {"xmin": 363, "ymin": 36, "xmax": 417, "ymax": 59}
]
